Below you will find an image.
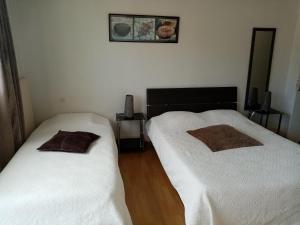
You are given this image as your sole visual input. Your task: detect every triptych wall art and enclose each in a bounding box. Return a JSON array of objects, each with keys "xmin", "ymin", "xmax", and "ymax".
[{"xmin": 109, "ymin": 14, "xmax": 180, "ymax": 43}]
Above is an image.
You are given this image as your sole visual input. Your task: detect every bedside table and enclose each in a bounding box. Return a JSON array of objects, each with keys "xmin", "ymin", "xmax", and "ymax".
[
  {"xmin": 248, "ymin": 108, "xmax": 283, "ymax": 134},
  {"xmin": 116, "ymin": 113, "xmax": 146, "ymax": 152}
]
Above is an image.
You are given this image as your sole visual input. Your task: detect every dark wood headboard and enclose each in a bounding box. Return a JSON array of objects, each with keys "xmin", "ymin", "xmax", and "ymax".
[{"xmin": 147, "ymin": 87, "xmax": 237, "ymax": 119}]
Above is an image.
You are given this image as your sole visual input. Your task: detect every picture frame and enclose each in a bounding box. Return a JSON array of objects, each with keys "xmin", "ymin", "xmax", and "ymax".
[{"xmin": 109, "ymin": 14, "xmax": 180, "ymax": 43}]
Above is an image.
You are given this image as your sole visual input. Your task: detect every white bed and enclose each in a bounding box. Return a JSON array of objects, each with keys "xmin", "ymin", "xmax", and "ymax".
[
  {"xmin": 0, "ymin": 113, "xmax": 132, "ymax": 225},
  {"xmin": 147, "ymin": 110, "xmax": 300, "ymax": 225}
]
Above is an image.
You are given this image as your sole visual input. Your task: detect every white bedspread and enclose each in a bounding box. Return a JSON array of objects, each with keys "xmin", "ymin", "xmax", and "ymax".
[
  {"xmin": 147, "ymin": 110, "xmax": 300, "ymax": 225},
  {"xmin": 0, "ymin": 113, "xmax": 132, "ymax": 225}
]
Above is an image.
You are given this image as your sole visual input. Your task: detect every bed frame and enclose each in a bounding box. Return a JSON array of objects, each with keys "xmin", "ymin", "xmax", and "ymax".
[{"xmin": 147, "ymin": 87, "xmax": 237, "ymax": 119}]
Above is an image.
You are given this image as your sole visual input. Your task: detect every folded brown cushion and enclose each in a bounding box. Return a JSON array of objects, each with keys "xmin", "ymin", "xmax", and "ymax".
[
  {"xmin": 38, "ymin": 130, "xmax": 100, "ymax": 153},
  {"xmin": 187, "ymin": 124, "xmax": 262, "ymax": 152}
]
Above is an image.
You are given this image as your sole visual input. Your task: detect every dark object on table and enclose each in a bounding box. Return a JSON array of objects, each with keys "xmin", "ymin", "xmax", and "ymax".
[
  {"xmin": 114, "ymin": 23, "xmax": 131, "ymax": 37},
  {"xmin": 261, "ymin": 91, "xmax": 272, "ymax": 112},
  {"xmin": 116, "ymin": 113, "xmax": 145, "ymax": 152},
  {"xmin": 38, "ymin": 130, "xmax": 100, "ymax": 153},
  {"xmin": 187, "ymin": 124, "xmax": 262, "ymax": 152},
  {"xmin": 247, "ymin": 87, "xmax": 258, "ymax": 109},
  {"xmin": 124, "ymin": 95, "xmax": 134, "ymax": 118},
  {"xmin": 248, "ymin": 108, "xmax": 283, "ymax": 134}
]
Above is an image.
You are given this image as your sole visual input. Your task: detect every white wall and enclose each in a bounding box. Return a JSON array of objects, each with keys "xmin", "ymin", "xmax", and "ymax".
[
  {"xmin": 7, "ymin": 0, "xmax": 300, "ymax": 135},
  {"xmin": 286, "ymin": 5, "xmax": 300, "ymax": 138}
]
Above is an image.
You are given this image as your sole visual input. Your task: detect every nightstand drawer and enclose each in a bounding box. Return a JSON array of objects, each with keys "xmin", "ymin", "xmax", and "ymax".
[{"xmin": 119, "ymin": 138, "xmax": 144, "ymax": 152}]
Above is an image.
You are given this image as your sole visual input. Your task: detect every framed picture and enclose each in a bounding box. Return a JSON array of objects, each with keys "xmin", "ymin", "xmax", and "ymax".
[
  {"xmin": 109, "ymin": 14, "xmax": 180, "ymax": 43},
  {"xmin": 109, "ymin": 14, "xmax": 134, "ymax": 41},
  {"xmin": 134, "ymin": 16, "xmax": 156, "ymax": 41}
]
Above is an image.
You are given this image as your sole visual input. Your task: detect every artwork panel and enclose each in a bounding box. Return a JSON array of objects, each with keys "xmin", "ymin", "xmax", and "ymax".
[
  {"xmin": 155, "ymin": 18, "xmax": 178, "ymax": 41},
  {"xmin": 110, "ymin": 15, "xmax": 134, "ymax": 41},
  {"xmin": 133, "ymin": 17, "xmax": 155, "ymax": 41}
]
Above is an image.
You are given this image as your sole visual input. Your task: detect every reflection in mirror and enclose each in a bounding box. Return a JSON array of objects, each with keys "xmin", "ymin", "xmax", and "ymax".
[{"xmin": 245, "ymin": 28, "xmax": 276, "ymax": 110}]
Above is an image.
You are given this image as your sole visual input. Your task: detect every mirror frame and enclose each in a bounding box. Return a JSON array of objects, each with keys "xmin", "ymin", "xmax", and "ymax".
[{"xmin": 244, "ymin": 27, "xmax": 276, "ymax": 110}]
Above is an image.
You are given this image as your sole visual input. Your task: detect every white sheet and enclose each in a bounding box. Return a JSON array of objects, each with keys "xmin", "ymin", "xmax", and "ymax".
[
  {"xmin": 0, "ymin": 113, "xmax": 132, "ymax": 225},
  {"xmin": 147, "ymin": 110, "xmax": 300, "ymax": 225}
]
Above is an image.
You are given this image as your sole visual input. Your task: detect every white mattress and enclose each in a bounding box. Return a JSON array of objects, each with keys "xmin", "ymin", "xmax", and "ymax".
[
  {"xmin": 147, "ymin": 110, "xmax": 300, "ymax": 225},
  {"xmin": 0, "ymin": 113, "xmax": 132, "ymax": 225}
]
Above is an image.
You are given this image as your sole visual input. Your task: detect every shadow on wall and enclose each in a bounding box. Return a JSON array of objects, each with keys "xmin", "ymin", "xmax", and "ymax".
[{"xmin": 20, "ymin": 77, "xmax": 35, "ymax": 138}]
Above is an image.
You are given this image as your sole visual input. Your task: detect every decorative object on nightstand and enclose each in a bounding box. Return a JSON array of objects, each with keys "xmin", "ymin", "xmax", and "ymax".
[
  {"xmin": 261, "ymin": 91, "xmax": 272, "ymax": 112},
  {"xmin": 116, "ymin": 113, "xmax": 145, "ymax": 152},
  {"xmin": 124, "ymin": 95, "xmax": 134, "ymax": 118}
]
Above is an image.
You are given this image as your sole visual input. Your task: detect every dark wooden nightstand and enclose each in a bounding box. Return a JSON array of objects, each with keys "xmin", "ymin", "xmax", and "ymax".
[
  {"xmin": 116, "ymin": 113, "xmax": 145, "ymax": 152},
  {"xmin": 248, "ymin": 108, "xmax": 283, "ymax": 134}
]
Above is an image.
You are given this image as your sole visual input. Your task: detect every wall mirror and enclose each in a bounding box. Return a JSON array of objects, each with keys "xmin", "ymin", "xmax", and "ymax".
[{"xmin": 244, "ymin": 28, "xmax": 276, "ymax": 110}]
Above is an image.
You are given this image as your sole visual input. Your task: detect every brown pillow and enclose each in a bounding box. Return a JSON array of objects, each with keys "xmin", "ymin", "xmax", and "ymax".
[
  {"xmin": 38, "ymin": 130, "xmax": 100, "ymax": 153},
  {"xmin": 187, "ymin": 124, "xmax": 262, "ymax": 152}
]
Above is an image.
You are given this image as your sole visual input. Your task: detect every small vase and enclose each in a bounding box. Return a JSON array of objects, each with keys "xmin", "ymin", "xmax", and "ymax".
[
  {"xmin": 261, "ymin": 91, "xmax": 272, "ymax": 112},
  {"xmin": 124, "ymin": 95, "xmax": 134, "ymax": 118}
]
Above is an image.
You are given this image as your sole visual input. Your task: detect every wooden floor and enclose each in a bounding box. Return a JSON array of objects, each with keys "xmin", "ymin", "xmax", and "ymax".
[{"xmin": 119, "ymin": 145, "xmax": 185, "ymax": 225}]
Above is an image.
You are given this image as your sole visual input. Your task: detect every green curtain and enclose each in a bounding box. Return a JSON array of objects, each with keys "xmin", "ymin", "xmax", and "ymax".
[{"xmin": 0, "ymin": 0, "xmax": 24, "ymax": 170}]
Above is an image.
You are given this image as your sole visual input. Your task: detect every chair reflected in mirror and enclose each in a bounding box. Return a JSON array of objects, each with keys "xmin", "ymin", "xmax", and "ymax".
[{"xmin": 247, "ymin": 87, "xmax": 258, "ymax": 110}]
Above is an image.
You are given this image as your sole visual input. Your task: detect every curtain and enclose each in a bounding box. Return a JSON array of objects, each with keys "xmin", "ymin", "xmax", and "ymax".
[{"xmin": 0, "ymin": 0, "xmax": 24, "ymax": 170}]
